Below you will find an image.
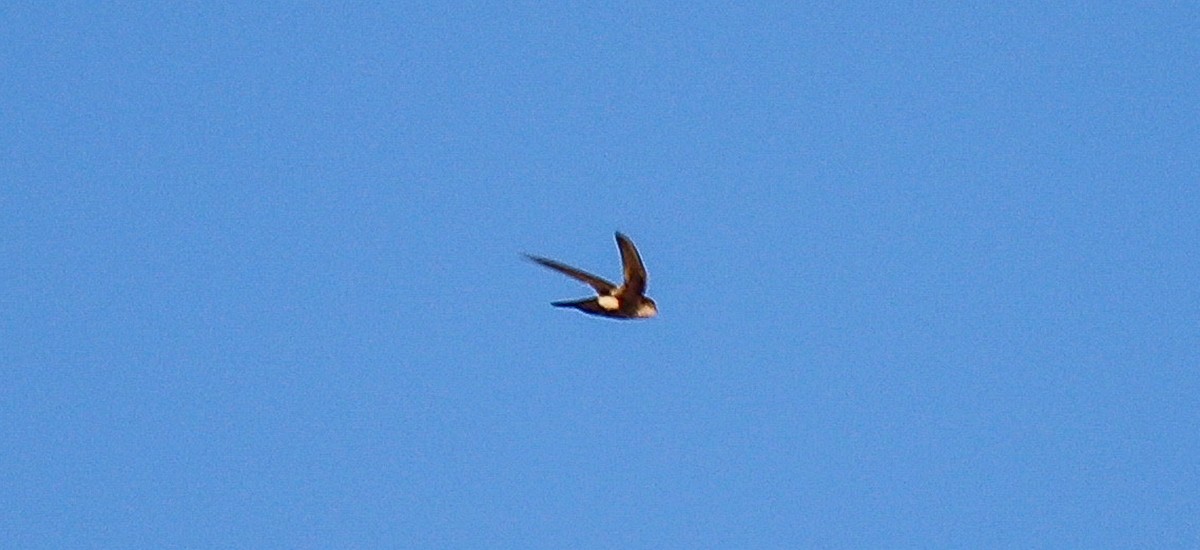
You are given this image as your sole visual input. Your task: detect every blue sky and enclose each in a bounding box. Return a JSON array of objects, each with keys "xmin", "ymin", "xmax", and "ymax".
[{"xmin": 3, "ymin": 3, "xmax": 1198, "ymax": 547}]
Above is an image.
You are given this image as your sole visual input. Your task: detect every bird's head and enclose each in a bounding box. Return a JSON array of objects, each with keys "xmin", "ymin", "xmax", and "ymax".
[{"xmin": 635, "ymin": 298, "xmax": 658, "ymax": 318}]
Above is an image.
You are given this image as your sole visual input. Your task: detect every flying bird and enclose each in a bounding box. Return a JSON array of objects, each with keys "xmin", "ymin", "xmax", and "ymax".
[{"xmin": 525, "ymin": 232, "xmax": 658, "ymax": 320}]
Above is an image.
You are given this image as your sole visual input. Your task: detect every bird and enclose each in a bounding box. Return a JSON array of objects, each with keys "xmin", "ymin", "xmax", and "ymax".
[{"xmin": 525, "ymin": 232, "xmax": 658, "ymax": 320}]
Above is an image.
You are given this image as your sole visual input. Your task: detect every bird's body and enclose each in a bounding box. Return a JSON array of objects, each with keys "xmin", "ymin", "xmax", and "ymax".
[{"xmin": 526, "ymin": 232, "xmax": 658, "ymax": 320}]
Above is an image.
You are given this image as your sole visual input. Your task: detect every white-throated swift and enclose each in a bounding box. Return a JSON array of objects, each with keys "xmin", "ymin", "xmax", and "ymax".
[{"xmin": 525, "ymin": 232, "xmax": 658, "ymax": 320}]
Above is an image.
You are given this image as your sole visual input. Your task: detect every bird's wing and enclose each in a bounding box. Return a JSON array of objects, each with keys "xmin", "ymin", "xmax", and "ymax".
[
  {"xmin": 525, "ymin": 255, "xmax": 617, "ymax": 293},
  {"xmin": 615, "ymin": 232, "xmax": 647, "ymax": 296}
]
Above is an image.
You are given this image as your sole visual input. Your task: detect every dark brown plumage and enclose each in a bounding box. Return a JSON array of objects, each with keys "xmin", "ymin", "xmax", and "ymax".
[{"xmin": 526, "ymin": 232, "xmax": 658, "ymax": 320}]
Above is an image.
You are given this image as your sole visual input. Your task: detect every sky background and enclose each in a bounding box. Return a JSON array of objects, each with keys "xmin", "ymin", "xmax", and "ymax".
[{"xmin": 3, "ymin": 3, "xmax": 1198, "ymax": 548}]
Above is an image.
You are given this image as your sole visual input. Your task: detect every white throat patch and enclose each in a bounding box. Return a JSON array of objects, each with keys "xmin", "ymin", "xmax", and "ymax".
[{"xmin": 636, "ymin": 303, "xmax": 658, "ymax": 317}]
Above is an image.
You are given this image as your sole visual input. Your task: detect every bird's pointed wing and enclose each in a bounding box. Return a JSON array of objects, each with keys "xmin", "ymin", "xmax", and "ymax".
[
  {"xmin": 615, "ymin": 232, "xmax": 647, "ymax": 296},
  {"xmin": 525, "ymin": 255, "xmax": 617, "ymax": 293}
]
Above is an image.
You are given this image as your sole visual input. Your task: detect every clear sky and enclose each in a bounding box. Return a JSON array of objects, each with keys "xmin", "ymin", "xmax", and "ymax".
[{"xmin": 3, "ymin": 3, "xmax": 1198, "ymax": 548}]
